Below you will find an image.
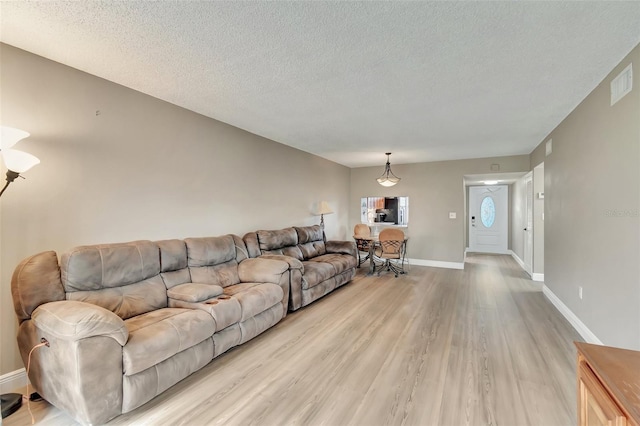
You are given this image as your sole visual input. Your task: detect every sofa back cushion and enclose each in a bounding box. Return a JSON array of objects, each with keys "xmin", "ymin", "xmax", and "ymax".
[
  {"xmin": 231, "ymin": 234, "xmax": 250, "ymax": 262},
  {"xmin": 157, "ymin": 239, "xmax": 191, "ymax": 289},
  {"xmin": 242, "ymin": 232, "xmax": 261, "ymax": 258},
  {"xmin": 11, "ymin": 251, "xmax": 65, "ymax": 323},
  {"xmin": 60, "ymin": 240, "xmax": 166, "ymax": 320},
  {"xmin": 185, "ymin": 235, "xmax": 241, "ymax": 287},
  {"xmin": 295, "ymin": 225, "xmax": 326, "ymax": 259},
  {"xmin": 255, "ymin": 228, "xmax": 304, "ymax": 260}
]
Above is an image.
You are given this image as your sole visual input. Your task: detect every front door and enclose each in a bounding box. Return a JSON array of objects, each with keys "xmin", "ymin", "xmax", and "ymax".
[{"xmin": 469, "ymin": 185, "xmax": 508, "ymax": 254}]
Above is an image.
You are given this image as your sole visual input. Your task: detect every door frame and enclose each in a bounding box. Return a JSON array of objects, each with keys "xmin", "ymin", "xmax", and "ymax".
[{"xmin": 523, "ymin": 172, "xmax": 534, "ymax": 276}]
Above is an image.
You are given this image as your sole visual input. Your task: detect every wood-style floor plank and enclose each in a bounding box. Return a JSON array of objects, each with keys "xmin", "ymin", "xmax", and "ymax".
[{"xmin": 4, "ymin": 255, "xmax": 582, "ymax": 426}]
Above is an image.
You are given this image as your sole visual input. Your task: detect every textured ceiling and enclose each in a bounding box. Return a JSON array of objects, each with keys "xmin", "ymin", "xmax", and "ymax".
[{"xmin": 1, "ymin": 2, "xmax": 639, "ymax": 167}]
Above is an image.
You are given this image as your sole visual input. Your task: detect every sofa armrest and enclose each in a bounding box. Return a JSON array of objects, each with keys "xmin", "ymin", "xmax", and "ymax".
[
  {"xmin": 238, "ymin": 258, "xmax": 291, "ymax": 316},
  {"xmin": 238, "ymin": 258, "xmax": 289, "ymax": 284},
  {"xmin": 19, "ymin": 303, "xmax": 126, "ymax": 425},
  {"xmin": 326, "ymin": 240, "xmax": 357, "ymax": 258},
  {"xmin": 32, "ymin": 300, "xmax": 128, "ymax": 345},
  {"xmin": 259, "ymin": 254, "xmax": 304, "ymax": 272},
  {"xmin": 258, "ymin": 255, "xmax": 303, "ymax": 313}
]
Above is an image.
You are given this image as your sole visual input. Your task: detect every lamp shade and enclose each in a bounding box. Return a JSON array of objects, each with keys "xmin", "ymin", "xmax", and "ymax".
[
  {"xmin": 376, "ymin": 152, "xmax": 400, "ymax": 187},
  {"xmin": 2, "ymin": 149, "xmax": 40, "ymax": 173},
  {"xmin": 377, "ymin": 176, "xmax": 400, "ymax": 187},
  {"xmin": 315, "ymin": 201, "xmax": 334, "ymax": 215},
  {"xmin": 0, "ymin": 126, "xmax": 30, "ymax": 150}
]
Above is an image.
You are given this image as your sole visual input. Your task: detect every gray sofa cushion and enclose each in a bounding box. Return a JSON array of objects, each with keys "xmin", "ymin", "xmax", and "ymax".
[
  {"xmin": 123, "ymin": 339, "xmax": 213, "ymax": 414},
  {"xmin": 61, "ymin": 241, "xmax": 160, "ymax": 291},
  {"xmin": 167, "ymin": 282, "xmax": 283, "ymax": 335},
  {"xmin": 60, "ymin": 241, "xmax": 166, "ymax": 320},
  {"xmin": 186, "ymin": 236, "xmax": 236, "ymax": 267},
  {"xmin": 229, "ymin": 283, "xmax": 283, "ymax": 322},
  {"xmin": 237, "ymin": 257, "xmax": 290, "ymax": 283},
  {"xmin": 168, "ymin": 296, "xmax": 242, "ymax": 332},
  {"xmin": 310, "ymin": 253, "xmax": 357, "ymax": 275},
  {"xmin": 257, "ymin": 228, "xmax": 298, "ymax": 251},
  {"xmin": 295, "ymin": 226, "xmax": 326, "ymax": 259},
  {"xmin": 157, "ymin": 239, "xmax": 188, "ymax": 272},
  {"xmin": 157, "ymin": 239, "xmax": 191, "ymax": 289},
  {"xmin": 123, "ymin": 308, "xmax": 215, "ymax": 376},
  {"xmin": 298, "ymin": 241, "xmax": 326, "ymax": 259},
  {"xmin": 167, "ymin": 283, "xmax": 224, "ymax": 303},
  {"xmin": 242, "ymin": 232, "xmax": 261, "ymax": 258},
  {"xmin": 295, "ymin": 225, "xmax": 324, "ymax": 244},
  {"xmin": 301, "ymin": 261, "xmax": 336, "ymax": 289},
  {"xmin": 262, "ymin": 246, "xmax": 304, "ymax": 260},
  {"xmin": 66, "ymin": 279, "xmax": 167, "ymax": 321},
  {"xmin": 11, "ymin": 251, "xmax": 65, "ymax": 323},
  {"xmin": 186, "ymin": 236, "xmax": 241, "ymax": 287}
]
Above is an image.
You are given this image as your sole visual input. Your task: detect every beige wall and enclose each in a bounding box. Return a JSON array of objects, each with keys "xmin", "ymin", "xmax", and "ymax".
[
  {"xmin": 0, "ymin": 44, "xmax": 351, "ymax": 374},
  {"xmin": 350, "ymin": 155, "xmax": 530, "ymax": 264},
  {"xmin": 533, "ymin": 43, "xmax": 640, "ymax": 349}
]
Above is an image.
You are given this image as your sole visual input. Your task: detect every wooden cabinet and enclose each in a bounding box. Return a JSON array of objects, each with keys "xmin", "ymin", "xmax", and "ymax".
[
  {"xmin": 576, "ymin": 342, "xmax": 640, "ymax": 426},
  {"xmin": 578, "ymin": 357, "xmax": 626, "ymax": 425}
]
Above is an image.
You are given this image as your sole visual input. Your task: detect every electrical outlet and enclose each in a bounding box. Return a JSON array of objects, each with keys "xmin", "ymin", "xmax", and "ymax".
[{"xmin": 579, "ymin": 286, "xmax": 583, "ymax": 300}]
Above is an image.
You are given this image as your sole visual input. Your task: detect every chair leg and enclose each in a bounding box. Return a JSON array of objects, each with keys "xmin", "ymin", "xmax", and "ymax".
[
  {"xmin": 387, "ymin": 259, "xmax": 406, "ymax": 277},
  {"xmin": 357, "ymin": 251, "xmax": 370, "ymax": 268},
  {"xmin": 377, "ymin": 259, "xmax": 393, "ymax": 276}
]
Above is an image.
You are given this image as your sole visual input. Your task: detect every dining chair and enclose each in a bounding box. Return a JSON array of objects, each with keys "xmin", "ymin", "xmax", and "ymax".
[
  {"xmin": 373, "ymin": 228, "xmax": 406, "ymax": 277},
  {"xmin": 353, "ymin": 224, "xmax": 372, "ymax": 268}
]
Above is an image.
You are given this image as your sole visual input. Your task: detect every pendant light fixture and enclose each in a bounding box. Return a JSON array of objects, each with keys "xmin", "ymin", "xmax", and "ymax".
[{"xmin": 376, "ymin": 152, "xmax": 400, "ymax": 187}]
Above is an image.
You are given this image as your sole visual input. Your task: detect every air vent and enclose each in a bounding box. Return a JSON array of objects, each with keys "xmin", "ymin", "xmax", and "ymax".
[{"xmin": 610, "ymin": 63, "xmax": 633, "ymax": 106}]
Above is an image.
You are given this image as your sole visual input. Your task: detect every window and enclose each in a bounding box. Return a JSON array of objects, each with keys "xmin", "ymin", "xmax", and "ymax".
[{"xmin": 481, "ymin": 196, "xmax": 496, "ymax": 228}]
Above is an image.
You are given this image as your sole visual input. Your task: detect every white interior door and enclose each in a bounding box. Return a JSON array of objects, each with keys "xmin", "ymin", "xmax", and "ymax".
[
  {"xmin": 523, "ymin": 173, "xmax": 533, "ymax": 275},
  {"xmin": 469, "ymin": 185, "xmax": 508, "ymax": 254}
]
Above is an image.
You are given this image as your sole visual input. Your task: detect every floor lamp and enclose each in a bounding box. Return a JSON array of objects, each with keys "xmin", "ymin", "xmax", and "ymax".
[
  {"xmin": 0, "ymin": 126, "xmax": 40, "ymax": 419},
  {"xmin": 314, "ymin": 201, "xmax": 334, "ymax": 229}
]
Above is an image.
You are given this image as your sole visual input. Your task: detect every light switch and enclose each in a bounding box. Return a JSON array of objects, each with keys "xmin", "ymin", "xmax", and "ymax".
[{"xmin": 449, "ymin": 212, "xmax": 457, "ymax": 219}]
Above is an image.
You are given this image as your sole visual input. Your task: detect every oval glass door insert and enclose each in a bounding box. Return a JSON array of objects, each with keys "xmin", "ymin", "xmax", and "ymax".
[{"xmin": 481, "ymin": 196, "xmax": 496, "ymax": 228}]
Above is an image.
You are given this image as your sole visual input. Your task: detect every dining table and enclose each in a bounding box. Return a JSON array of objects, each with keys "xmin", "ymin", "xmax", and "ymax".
[{"xmin": 353, "ymin": 235, "xmax": 409, "ymax": 275}]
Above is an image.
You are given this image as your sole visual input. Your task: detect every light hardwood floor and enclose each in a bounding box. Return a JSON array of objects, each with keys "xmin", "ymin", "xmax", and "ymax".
[{"xmin": 5, "ymin": 254, "xmax": 581, "ymax": 426}]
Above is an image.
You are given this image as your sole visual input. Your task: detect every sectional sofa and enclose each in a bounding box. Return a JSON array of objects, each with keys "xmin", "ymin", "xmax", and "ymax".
[
  {"xmin": 10, "ymin": 226, "xmax": 356, "ymax": 425},
  {"xmin": 243, "ymin": 225, "xmax": 357, "ymax": 310}
]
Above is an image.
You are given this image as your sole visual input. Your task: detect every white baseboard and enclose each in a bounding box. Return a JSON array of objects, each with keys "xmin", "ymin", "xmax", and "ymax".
[
  {"xmin": 467, "ymin": 248, "xmax": 511, "ymax": 255},
  {"xmin": 408, "ymin": 258, "xmax": 464, "ymax": 270},
  {"xmin": 542, "ymin": 285, "xmax": 603, "ymax": 345},
  {"xmin": 509, "ymin": 250, "xmax": 542, "ymax": 281},
  {"xmin": 532, "ymin": 273, "xmax": 545, "ymax": 282},
  {"xmin": 0, "ymin": 368, "xmax": 27, "ymax": 394},
  {"xmin": 509, "ymin": 250, "xmax": 526, "ymax": 270}
]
